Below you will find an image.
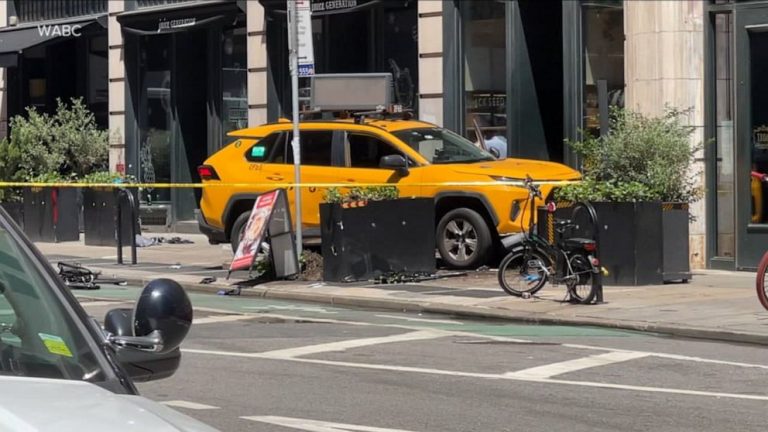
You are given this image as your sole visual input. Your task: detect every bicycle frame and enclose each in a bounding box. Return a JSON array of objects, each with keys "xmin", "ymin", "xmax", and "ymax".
[{"xmin": 513, "ymin": 178, "xmax": 595, "ymax": 285}]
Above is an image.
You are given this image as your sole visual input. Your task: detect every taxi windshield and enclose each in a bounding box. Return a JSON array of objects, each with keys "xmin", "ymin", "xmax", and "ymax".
[
  {"xmin": 0, "ymin": 219, "xmax": 107, "ymax": 384},
  {"xmin": 393, "ymin": 127, "xmax": 496, "ymax": 164}
]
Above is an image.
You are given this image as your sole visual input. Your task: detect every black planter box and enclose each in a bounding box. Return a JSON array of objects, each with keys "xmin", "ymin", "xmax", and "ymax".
[
  {"xmin": 320, "ymin": 198, "xmax": 436, "ymax": 282},
  {"xmin": 83, "ymin": 188, "xmax": 140, "ymax": 247},
  {"xmin": 537, "ymin": 201, "xmax": 691, "ymax": 286},
  {"xmin": 0, "ymin": 202, "xmax": 24, "ymax": 229},
  {"xmin": 22, "ymin": 187, "xmax": 80, "ymax": 243}
]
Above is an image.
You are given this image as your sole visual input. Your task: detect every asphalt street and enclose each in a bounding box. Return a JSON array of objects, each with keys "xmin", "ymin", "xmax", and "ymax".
[{"xmin": 77, "ymin": 286, "xmax": 768, "ymax": 432}]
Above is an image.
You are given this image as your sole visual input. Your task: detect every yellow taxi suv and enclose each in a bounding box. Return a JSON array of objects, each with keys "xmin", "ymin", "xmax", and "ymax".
[{"xmin": 197, "ymin": 117, "xmax": 581, "ymax": 269}]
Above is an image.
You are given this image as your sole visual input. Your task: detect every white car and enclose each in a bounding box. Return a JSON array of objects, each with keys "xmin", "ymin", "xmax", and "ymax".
[{"xmin": 0, "ymin": 207, "xmax": 217, "ymax": 431}]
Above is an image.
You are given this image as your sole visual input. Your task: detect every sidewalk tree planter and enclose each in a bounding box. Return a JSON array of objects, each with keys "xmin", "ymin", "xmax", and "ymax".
[
  {"xmin": 0, "ymin": 202, "xmax": 23, "ymax": 228},
  {"xmin": 553, "ymin": 108, "xmax": 702, "ymax": 286},
  {"xmin": 538, "ymin": 201, "xmax": 689, "ymax": 285},
  {"xmin": 23, "ymin": 183, "xmax": 80, "ymax": 243},
  {"xmin": 320, "ymin": 187, "xmax": 436, "ymax": 282},
  {"xmin": 82, "ymin": 172, "xmax": 139, "ymax": 247}
]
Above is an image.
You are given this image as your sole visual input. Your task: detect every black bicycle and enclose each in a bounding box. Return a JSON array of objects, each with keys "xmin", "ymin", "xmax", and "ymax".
[{"xmin": 497, "ymin": 176, "xmax": 600, "ymax": 304}]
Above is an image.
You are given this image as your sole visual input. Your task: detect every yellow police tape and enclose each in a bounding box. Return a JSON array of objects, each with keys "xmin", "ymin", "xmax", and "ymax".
[{"xmin": 0, "ymin": 180, "xmax": 580, "ymax": 189}]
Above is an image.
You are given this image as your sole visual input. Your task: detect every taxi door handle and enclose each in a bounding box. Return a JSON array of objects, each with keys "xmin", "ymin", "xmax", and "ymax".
[{"xmin": 266, "ymin": 176, "xmax": 284, "ymax": 181}]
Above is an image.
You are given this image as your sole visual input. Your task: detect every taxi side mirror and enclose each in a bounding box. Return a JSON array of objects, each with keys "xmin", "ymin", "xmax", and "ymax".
[{"xmin": 379, "ymin": 154, "xmax": 409, "ymax": 177}]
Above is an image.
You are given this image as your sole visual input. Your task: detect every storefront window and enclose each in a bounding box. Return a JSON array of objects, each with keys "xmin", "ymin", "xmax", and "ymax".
[
  {"xmin": 715, "ymin": 13, "xmax": 735, "ymax": 256},
  {"xmin": 221, "ymin": 26, "xmax": 247, "ymax": 144},
  {"xmin": 582, "ymin": 1, "xmax": 624, "ymax": 137},
  {"xmin": 288, "ymin": 1, "xmax": 417, "ymax": 113},
  {"xmin": 87, "ymin": 35, "xmax": 108, "ymax": 128},
  {"xmin": 462, "ymin": 0, "xmax": 507, "ymax": 150}
]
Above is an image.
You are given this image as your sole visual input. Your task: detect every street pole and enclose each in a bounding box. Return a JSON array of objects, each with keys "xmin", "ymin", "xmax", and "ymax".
[{"xmin": 287, "ymin": 0, "xmax": 303, "ymax": 259}]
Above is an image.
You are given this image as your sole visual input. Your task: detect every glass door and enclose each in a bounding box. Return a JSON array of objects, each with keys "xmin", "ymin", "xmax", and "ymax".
[
  {"xmin": 138, "ymin": 34, "xmax": 173, "ymax": 206},
  {"xmin": 735, "ymin": 8, "xmax": 768, "ymax": 268}
]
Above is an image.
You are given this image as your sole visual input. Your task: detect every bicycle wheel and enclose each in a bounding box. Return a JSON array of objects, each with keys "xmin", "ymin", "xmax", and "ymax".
[
  {"xmin": 756, "ymin": 251, "xmax": 768, "ymax": 310},
  {"xmin": 498, "ymin": 249, "xmax": 549, "ymax": 297},
  {"xmin": 566, "ymin": 253, "xmax": 597, "ymax": 304}
]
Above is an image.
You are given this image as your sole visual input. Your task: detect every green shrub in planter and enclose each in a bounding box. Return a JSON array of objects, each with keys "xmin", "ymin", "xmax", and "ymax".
[
  {"xmin": 553, "ymin": 108, "xmax": 701, "ymax": 285},
  {"xmin": 323, "ymin": 186, "xmax": 399, "ymax": 204},
  {"xmin": 556, "ymin": 107, "xmax": 703, "ymax": 204}
]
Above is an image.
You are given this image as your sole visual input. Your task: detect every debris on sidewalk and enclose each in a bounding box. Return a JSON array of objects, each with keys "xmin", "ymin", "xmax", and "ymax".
[
  {"xmin": 200, "ymin": 277, "xmax": 217, "ymax": 284},
  {"xmin": 218, "ymin": 287, "xmax": 241, "ymax": 296},
  {"xmin": 135, "ymin": 235, "xmax": 195, "ymax": 247},
  {"xmin": 58, "ymin": 262, "xmax": 100, "ymax": 290},
  {"xmin": 297, "ymin": 250, "xmax": 323, "ymax": 281},
  {"xmin": 57, "ymin": 262, "xmax": 128, "ymax": 290},
  {"xmin": 372, "ymin": 271, "xmax": 469, "ymax": 284}
]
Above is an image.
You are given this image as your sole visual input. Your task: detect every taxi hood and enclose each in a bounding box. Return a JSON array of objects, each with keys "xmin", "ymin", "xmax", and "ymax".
[
  {"xmin": 447, "ymin": 158, "xmax": 582, "ymax": 181},
  {"xmin": 0, "ymin": 375, "xmax": 218, "ymax": 431}
]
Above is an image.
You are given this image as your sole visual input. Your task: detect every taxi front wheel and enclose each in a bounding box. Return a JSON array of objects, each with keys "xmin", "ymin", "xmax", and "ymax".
[
  {"xmin": 230, "ymin": 212, "xmax": 251, "ymax": 253},
  {"xmin": 436, "ymin": 208, "xmax": 492, "ymax": 269}
]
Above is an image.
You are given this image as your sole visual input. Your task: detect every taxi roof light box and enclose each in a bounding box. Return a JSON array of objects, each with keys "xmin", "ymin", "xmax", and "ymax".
[{"xmin": 310, "ymin": 73, "xmax": 393, "ymax": 111}]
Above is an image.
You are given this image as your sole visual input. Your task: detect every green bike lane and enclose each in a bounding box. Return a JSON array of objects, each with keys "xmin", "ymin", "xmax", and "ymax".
[
  {"xmin": 77, "ymin": 284, "xmax": 768, "ymax": 368},
  {"xmin": 74, "ymin": 285, "xmax": 638, "ymax": 339}
]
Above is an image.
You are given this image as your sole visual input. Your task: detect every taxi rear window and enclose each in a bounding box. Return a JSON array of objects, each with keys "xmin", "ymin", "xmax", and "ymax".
[{"xmin": 245, "ymin": 133, "xmax": 283, "ymax": 162}]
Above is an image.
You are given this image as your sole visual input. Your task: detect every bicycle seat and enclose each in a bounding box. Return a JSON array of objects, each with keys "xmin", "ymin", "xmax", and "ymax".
[{"xmin": 562, "ymin": 238, "xmax": 596, "ymax": 252}]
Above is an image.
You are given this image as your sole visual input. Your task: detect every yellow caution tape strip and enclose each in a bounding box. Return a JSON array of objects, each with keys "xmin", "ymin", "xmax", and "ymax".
[{"xmin": 0, "ymin": 180, "xmax": 580, "ymax": 189}]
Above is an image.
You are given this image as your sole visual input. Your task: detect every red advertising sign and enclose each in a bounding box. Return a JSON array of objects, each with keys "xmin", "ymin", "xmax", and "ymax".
[{"xmin": 230, "ymin": 190, "xmax": 279, "ymax": 272}]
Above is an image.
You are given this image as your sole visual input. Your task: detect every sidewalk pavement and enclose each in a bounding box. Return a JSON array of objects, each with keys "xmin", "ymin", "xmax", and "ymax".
[{"xmin": 35, "ymin": 233, "xmax": 768, "ymax": 345}]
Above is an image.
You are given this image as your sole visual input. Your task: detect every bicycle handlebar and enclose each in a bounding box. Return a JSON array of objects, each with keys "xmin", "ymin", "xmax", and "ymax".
[{"xmin": 524, "ymin": 175, "xmax": 543, "ymax": 199}]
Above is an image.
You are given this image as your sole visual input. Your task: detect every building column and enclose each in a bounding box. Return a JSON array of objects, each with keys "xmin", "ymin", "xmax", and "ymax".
[
  {"xmin": 625, "ymin": 0, "xmax": 706, "ymax": 268},
  {"xmin": 108, "ymin": 0, "xmax": 126, "ymax": 174},
  {"xmin": 417, "ymin": 1, "xmax": 443, "ymax": 126},
  {"xmin": 0, "ymin": 1, "xmax": 9, "ymax": 140},
  {"xmin": 247, "ymin": 1, "xmax": 268, "ymax": 126}
]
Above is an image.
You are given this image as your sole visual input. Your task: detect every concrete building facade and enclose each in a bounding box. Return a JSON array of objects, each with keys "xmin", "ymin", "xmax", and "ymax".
[{"xmin": 0, "ymin": 0, "xmax": 759, "ymax": 270}]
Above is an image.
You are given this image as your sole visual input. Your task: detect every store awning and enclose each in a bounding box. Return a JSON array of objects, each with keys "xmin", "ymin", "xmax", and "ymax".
[
  {"xmin": 0, "ymin": 15, "xmax": 107, "ymax": 67},
  {"xmin": 117, "ymin": 1, "xmax": 244, "ymax": 36},
  {"xmin": 259, "ymin": 0, "xmax": 388, "ymax": 16}
]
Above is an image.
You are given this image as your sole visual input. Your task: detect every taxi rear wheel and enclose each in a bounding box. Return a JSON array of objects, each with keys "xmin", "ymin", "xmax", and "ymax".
[{"xmin": 437, "ymin": 208, "xmax": 492, "ymax": 269}]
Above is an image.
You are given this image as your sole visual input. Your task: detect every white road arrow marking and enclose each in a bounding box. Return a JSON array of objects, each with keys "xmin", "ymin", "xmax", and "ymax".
[
  {"xmin": 241, "ymin": 416, "xmax": 420, "ymax": 432},
  {"xmin": 161, "ymin": 400, "xmax": 219, "ymax": 410}
]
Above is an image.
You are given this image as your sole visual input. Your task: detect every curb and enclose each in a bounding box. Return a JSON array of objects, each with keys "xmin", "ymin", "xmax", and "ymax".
[{"xmin": 97, "ymin": 272, "xmax": 768, "ymax": 347}]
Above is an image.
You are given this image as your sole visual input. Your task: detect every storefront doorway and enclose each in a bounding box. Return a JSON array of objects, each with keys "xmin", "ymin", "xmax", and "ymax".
[
  {"xmin": 734, "ymin": 7, "xmax": 768, "ymax": 268},
  {"xmin": 135, "ymin": 31, "xmax": 208, "ymax": 222},
  {"xmin": 120, "ymin": 3, "xmax": 246, "ymax": 227}
]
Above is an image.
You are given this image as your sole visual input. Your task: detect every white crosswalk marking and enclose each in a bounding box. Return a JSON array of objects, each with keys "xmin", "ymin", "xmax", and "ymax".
[
  {"xmin": 257, "ymin": 330, "xmax": 443, "ymax": 359},
  {"xmin": 375, "ymin": 315, "xmax": 463, "ymax": 325},
  {"xmin": 193, "ymin": 314, "xmax": 260, "ymax": 325},
  {"xmin": 78, "ymin": 301, "xmax": 125, "ymax": 308},
  {"xmin": 505, "ymin": 351, "xmax": 650, "ymax": 379},
  {"xmin": 160, "ymin": 400, "xmax": 219, "ymax": 410},
  {"xmin": 241, "ymin": 416, "xmax": 419, "ymax": 432}
]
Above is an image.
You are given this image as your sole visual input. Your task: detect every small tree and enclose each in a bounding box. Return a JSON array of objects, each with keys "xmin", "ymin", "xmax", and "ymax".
[
  {"xmin": 556, "ymin": 107, "xmax": 703, "ymax": 203},
  {"xmin": 54, "ymin": 98, "xmax": 109, "ymax": 177}
]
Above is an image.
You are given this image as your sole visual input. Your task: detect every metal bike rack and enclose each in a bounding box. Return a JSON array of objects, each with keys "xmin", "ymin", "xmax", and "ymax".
[
  {"xmin": 572, "ymin": 201, "xmax": 603, "ymax": 303},
  {"xmin": 116, "ymin": 188, "xmax": 138, "ymax": 265}
]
